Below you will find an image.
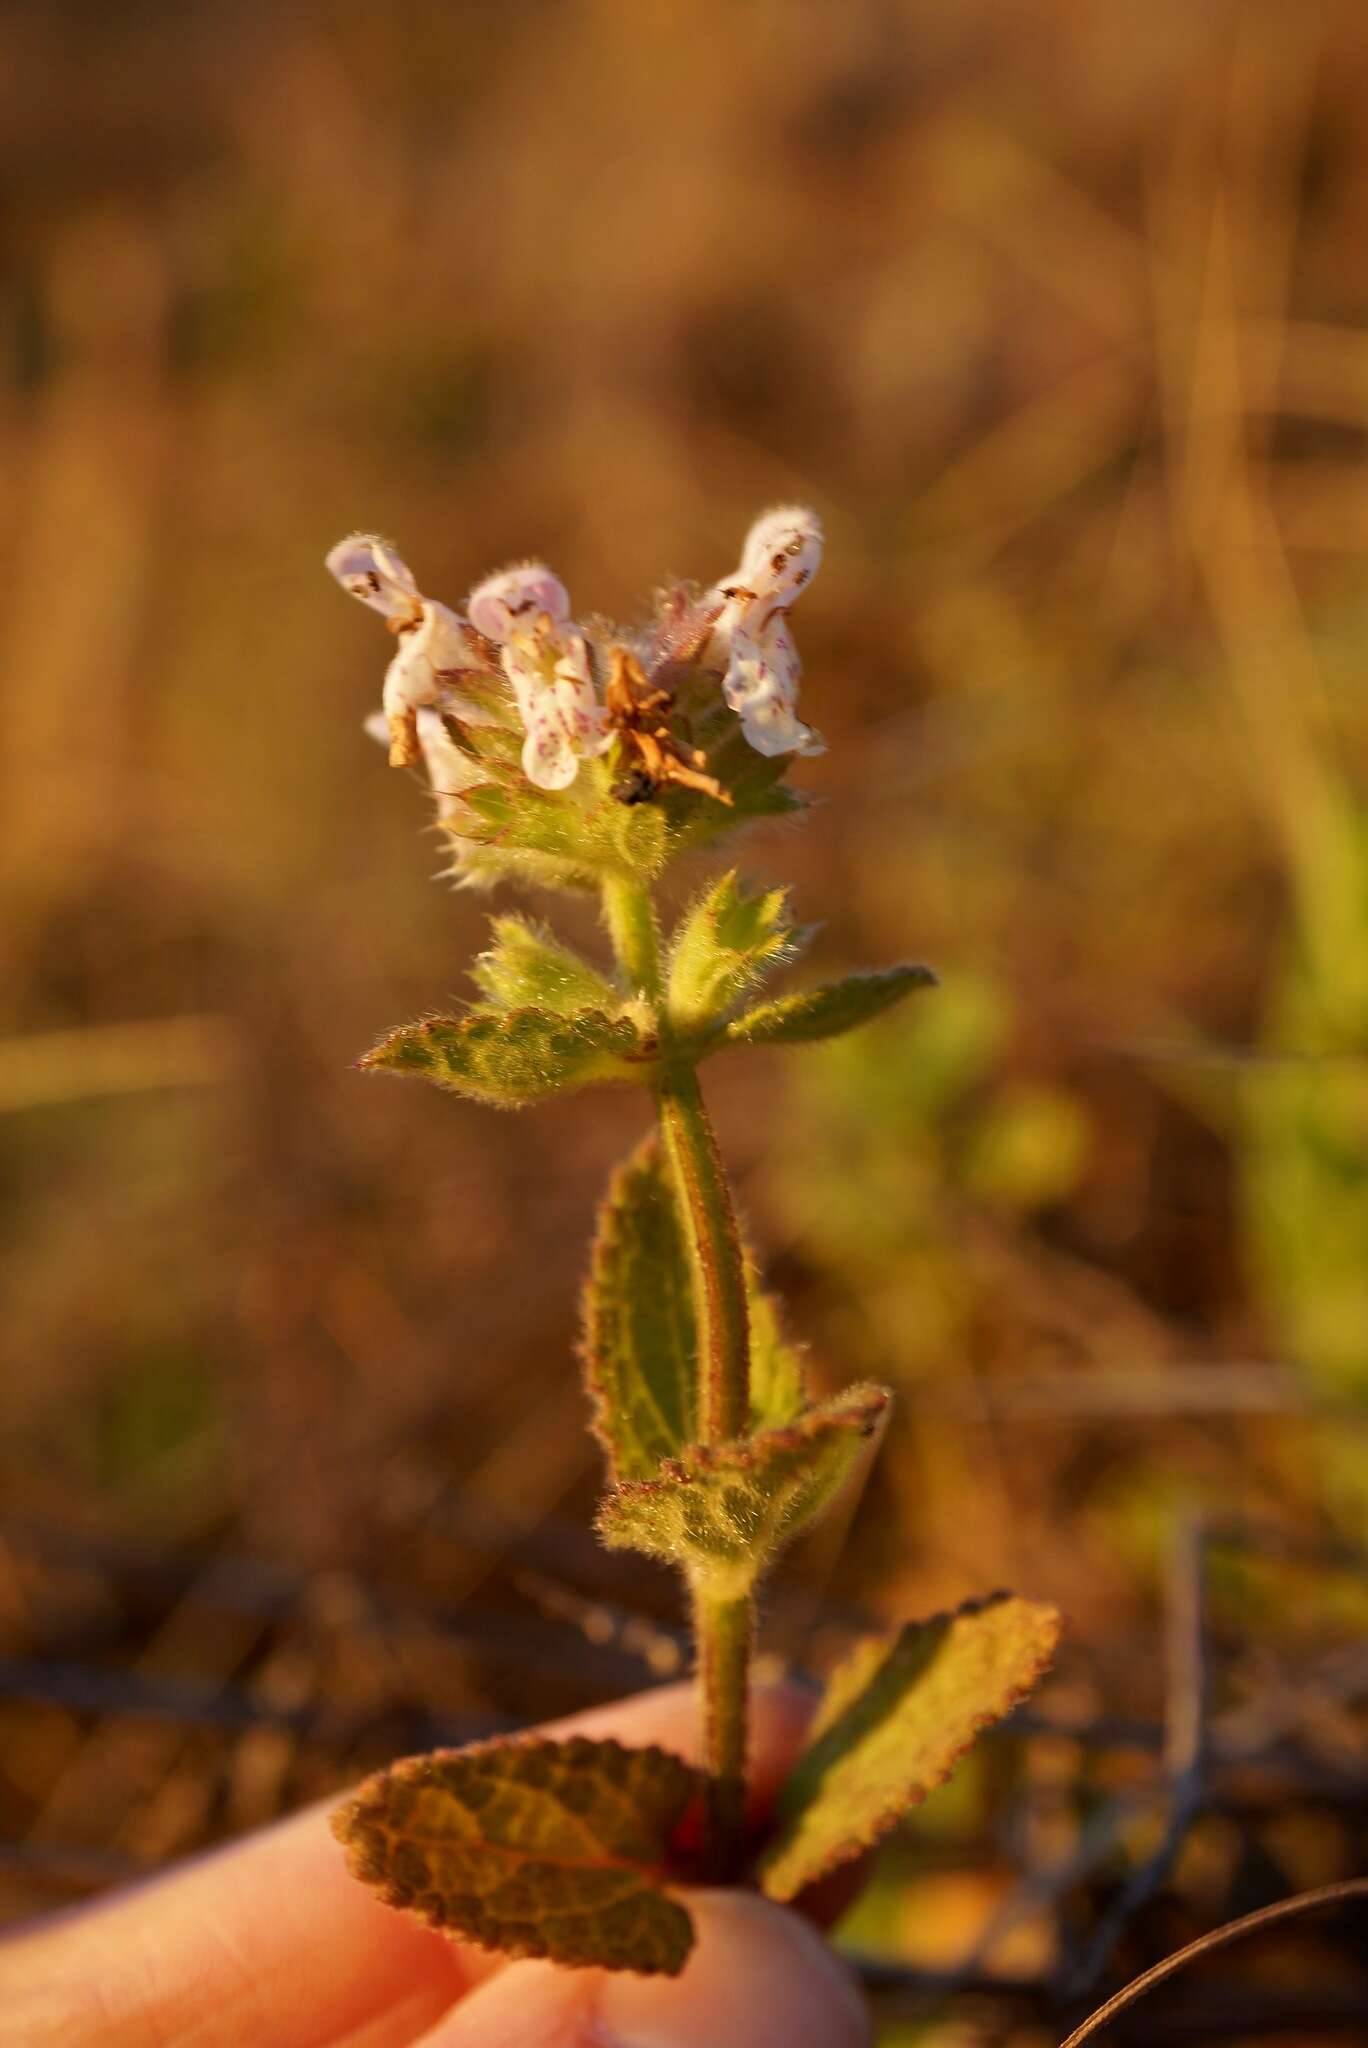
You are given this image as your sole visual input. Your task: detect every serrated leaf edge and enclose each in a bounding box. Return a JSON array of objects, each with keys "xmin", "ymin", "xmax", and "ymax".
[
  {"xmin": 358, "ymin": 1005, "xmax": 655, "ymax": 1103},
  {"xmin": 333, "ymin": 1733, "xmax": 701, "ymax": 1975},
  {"xmin": 603, "ymin": 1382, "xmax": 890, "ymax": 1501},
  {"xmin": 758, "ymin": 1591, "xmax": 1063, "ymax": 1900}
]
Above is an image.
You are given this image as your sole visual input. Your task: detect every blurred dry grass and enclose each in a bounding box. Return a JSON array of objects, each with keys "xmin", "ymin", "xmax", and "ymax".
[{"xmin": 1, "ymin": 1, "xmax": 1366, "ymax": 2036}]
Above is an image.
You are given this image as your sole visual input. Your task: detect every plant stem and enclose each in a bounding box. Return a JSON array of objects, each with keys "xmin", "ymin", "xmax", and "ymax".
[
  {"xmin": 691, "ymin": 1584, "xmax": 751, "ymax": 1880},
  {"xmin": 601, "ymin": 871, "xmax": 662, "ymax": 1000},
  {"xmin": 654, "ymin": 1065, "xmax": 751, "ymax": 1443},
  {"xmin": 655, "ymin": 1063, "xmax": 753, "ymax": 1879},
  {"xmin": 600, "ymin": 874, "xmax": 754, "ymax": 1879}
]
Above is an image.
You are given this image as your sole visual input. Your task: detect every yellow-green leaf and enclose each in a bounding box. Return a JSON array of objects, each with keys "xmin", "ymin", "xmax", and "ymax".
[
  {"xmin": 472, "ymin": 915, "xmax": 620, "ymax": 1017},
  {"xmin": 748, "ymin": 1283, "xmax": 808, "ymax": 1433},
  {"xmin": 758, "ymin": 1593, "xmax": 1062, "ymax": 1902},
  {"xmin": 597, "ymin": 1384, "xmax": 891, "ymax": 1596},
  {"xmin": 724, "ymin": 964, "xmax": 937, "ymax": 1049},
  {"xmin": 360, "ymin": 1007, "xmax": 649, "ymax": 1106},
  {"xmin": 581, "ymin": 1136, "xmax": 807, "ymax": 1480},
  {"xmin": 666, "ymin": 870, "xmax": 808, "ymax": 1033},
  {"xmin": 333, "ymin": 1736, "xmax": 700, "ymax": 1976}
]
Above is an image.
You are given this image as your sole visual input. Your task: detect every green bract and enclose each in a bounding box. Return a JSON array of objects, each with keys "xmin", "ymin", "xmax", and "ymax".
[{"xmin": 666, "ymin": 871, "xmax": 809, "ymax": 1034}]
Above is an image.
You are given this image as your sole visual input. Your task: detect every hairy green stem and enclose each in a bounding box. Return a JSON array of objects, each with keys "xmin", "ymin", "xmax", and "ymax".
[
  {"xmin": 655, "ymin": 1063, "xmax": 753, "ymax": 1879},
  {"xmin": 601, "ymin": 871, "xmax": 662, "ymax": 1000},
  {"xmin": 655, "ymin": 1066, "xmax": 751, "ymax": 1442},
  {"xmin": 691, "ymin": 1585, "xmax": 751, "ymax": 1880},
  {"xmin": 599, "ymin": 873, "xmax": 754, "ymax": 1880}
]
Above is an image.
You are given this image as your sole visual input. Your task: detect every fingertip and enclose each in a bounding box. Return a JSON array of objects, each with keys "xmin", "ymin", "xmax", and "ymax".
[
  {"xmin": 599, "ymin": 1888, "xmax": 870, "ymax": 2048},
  {"xmin": 416, "ymin": 1889, "xmax": 870, "ymax": 2048}
]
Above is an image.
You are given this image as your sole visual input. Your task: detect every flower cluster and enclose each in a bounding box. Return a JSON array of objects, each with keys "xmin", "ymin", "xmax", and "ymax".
[{"xmin": 326, "ymin": 507, "xmax": 825, "ymax": 817}]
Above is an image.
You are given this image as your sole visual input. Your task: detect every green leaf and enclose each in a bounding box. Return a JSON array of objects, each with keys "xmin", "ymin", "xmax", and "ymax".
[
  {"xmin": 360, "ymin": 1007, "xmax": 649, "ymax": 1106},
  {"xmin": 748, "ymin": 1284, "xmax": 808, "ymax": 1433},
  {"xmin": 666, "ymin": 871, "xmax": 808, "ymax": 1033},
  {"xmin": 724, "ymin": 964, "xmax": 937, "ymax": 1049},
  {"xmin": 581, "ymin": 1137, "xmax": 699, "ymax": 1478},
  {"xmin": 472, "ymin": 915, "xmax": 620, "ymax": 1017},
  {"xmin": 581, "ymin": 1137, "xmax": 808, "ymax": 1480},
  {"xmin": 597, "ymin": 1384, "xmax": 891, "ymax": 1597},
  {"xmin": 333, "ymin": 1735, "xmax": 699, "ymax": 1975},
  {"xmin": 758, "ymin": 1592, "xmax": 1062, "ymax": 1902}
]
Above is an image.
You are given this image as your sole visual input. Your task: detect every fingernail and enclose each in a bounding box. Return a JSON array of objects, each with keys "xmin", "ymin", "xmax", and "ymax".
[{"xmin": 596, "ymin": 1889, "xmax": 870, "ymax": 2048}]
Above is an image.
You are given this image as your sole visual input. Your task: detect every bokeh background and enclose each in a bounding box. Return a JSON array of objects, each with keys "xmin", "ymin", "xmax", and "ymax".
[{"xmin": 1, "ymin": 2, "xmax": 1366, "ymax": 2039}]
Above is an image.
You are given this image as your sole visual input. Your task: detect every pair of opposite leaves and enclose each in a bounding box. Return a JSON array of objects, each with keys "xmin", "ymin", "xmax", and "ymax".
[{"xmin": 335, "ymin": 1136, "xmax": 1059, "ymax": 1975}]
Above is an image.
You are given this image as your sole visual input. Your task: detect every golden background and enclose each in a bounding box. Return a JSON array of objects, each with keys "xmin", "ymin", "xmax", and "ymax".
[{"xmin": 1, "ymin": 2, "xmax": 1365, "ymax": 2030}]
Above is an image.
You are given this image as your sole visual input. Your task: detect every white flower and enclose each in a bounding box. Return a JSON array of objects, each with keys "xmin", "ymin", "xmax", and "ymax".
[
  {"xmin": 710, "ymin": 506, "xmax": 825, "ymax": 759},
  {"xmin": 465, "ymin": 561, "xmax": 610, "ymax": 792},
  {"xmin": 327, "ymin": 534, "xmax": 493, "ymax": 768}
]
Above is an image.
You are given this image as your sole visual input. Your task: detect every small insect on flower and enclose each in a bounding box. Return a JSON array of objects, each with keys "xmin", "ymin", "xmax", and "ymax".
[
  {"xmin": 466, "ymin": 561, "xmax": 611, "ymax": 792},
  {"xmin": 710, "ymin": 506, "xmax": 826, "ymax": 761},
  {"xmin": 327, "ymin": 535, "xmax": 497, "ymax": 769},
  {"xmin": 604, "ymin": 648, "xmax": 731, "ymax": 807}
]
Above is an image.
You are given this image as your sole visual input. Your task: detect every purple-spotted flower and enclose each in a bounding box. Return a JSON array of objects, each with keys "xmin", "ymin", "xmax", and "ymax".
[
  {"xmin": 710, "ymin": 506, "xmax": 825, "ymax": 759},
  {"xmin": 466, "ymin": 562, "xmax": 611, "ymax": 792},
  {"xmin": 326, "ymin": 535, "xmax": 492, "ymax": 768}
]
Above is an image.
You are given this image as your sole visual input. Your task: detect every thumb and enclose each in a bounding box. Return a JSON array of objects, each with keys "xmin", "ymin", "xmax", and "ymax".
[{"xmin": 412, "ymin": 1887, "xmax": 870, "ymax": 2047}]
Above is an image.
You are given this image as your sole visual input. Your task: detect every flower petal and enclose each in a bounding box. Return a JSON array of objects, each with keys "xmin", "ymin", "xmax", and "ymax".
[
  {"xmin": 467, "ymin": 561, "xmax": 572, "ymax": 644},
  {"xmin": 734, "ymin": 505, "xmax": 824, "ymax": 606},
  {"xmin": 415, "ymin": 706, "xmax": 480, "ymax": 821},
  {"xmin": 521, "ymin": 704, "xmax": 581, "ymax": 790},
  {"xmin": 326, "ymin": 534, "xmax": 421, "ymax": 622},
  {"xmin": 723, "ymin": 620, "xmax": 824, "ymax": 758}
]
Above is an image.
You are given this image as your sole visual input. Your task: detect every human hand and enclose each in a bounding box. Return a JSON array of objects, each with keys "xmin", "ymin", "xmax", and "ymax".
[{"xmin": 0, "ymin": 1681, "xmax": 870, "ymax": 2046}]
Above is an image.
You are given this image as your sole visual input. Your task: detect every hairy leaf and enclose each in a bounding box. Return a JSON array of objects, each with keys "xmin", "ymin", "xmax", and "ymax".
[
  {"xmin": 666, "ymin": 871, "xmax": 807, "ymax": 1033},
  {"xmin": 360, "ymin": 1007, "xmax": 648, "ymax": 1106},
  {"xmin": 582, "ymin": 1137, "xmax": 698, "ymax": 1477},
  {"xmin": 724, "ymin": 964, "xmax": 937, "ymax": 1048},
  {"xmin": 758, "ymin": 1593, "xmax": 1062, "ymax": 1901},
  {"xmin": 597, "ymin": 1385, "xmax": 890, "ymax": 1596},
  {"xmin": 582, "ymin": 1137, "xmax": 808, "ymax": 1480},
  {"xmin": 334, "ymin": 1736, "xmax": 699, "ymax": 1975},
  {"xmin": 472, "ymin": 915, "xmax": 620, "ymax": 1017},
  {"xmin": 747, "ymin": 1283, "xmax": 808, "ymax": 1433}
]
